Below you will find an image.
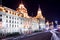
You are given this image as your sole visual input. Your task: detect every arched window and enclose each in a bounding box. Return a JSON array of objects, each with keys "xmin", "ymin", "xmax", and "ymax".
[
  {"xmin": 11, "ymin": 11, "xmax": 13, "ymax": 14},
  {"xmin": 14, "ymin": 12, "xmax": 16, "ymax": 15},
  {"xmin": 0, "ymin": 8, "xmax": 3, "ymax": 11},
  {"xmin": 8, "ymin": 10, "xmax": 10, "ymax": 13},
  {"xmin": 5, "ymin": 10, "xmax": 8, "ymax": 13},
  {"xmin": 12, "ymin": 12, "xmax": 14, "ymax": 15},
  {"xmin": 0, "ymin": 7, "xmax": 4, "ymax": 11},
  {"xmin": 15, "ymin": 13, "xmax": 16, "ymax": 15},
  {"xmin": 10, "ymin": 11, "xmax": 11, "ymax": 14}
]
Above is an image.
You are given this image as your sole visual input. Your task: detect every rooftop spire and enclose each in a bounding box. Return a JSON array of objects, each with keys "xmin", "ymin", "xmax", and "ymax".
[
  {"xmin": 21, "ymin": 0, "xmax": 23, "ymax": 4},
  {"xmin": 18, "ymin": 0, "xmax": 24, "ymax": 9},
  {"xmin": 34, "ymin": 5, "xmax": 45, "ymax": 19},
  {"xmin": 38, "ymin": 5, "xmax": 41, "ymax": 11}
]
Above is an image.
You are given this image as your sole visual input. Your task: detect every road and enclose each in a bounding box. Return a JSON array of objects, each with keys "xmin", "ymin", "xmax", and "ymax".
[{"xmin": 1, "ymin": 32, "xmax": 52, "ymax": 40}]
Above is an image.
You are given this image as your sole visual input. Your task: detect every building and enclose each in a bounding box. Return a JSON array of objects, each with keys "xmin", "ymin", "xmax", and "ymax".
[
  {"xmin": 45, "ymin": 21, "xmax": 49, "ymax": 30},
  {"xmin": 34, "ymin": 6, "xmax": 45, "ymax": 30},
  {"xmin": 0, "ymin": 6, "xmax": 22, "ymax": 33},
  {"xmin": 0, "ymin": 3, "xmax": 45, "ymax": 34}
]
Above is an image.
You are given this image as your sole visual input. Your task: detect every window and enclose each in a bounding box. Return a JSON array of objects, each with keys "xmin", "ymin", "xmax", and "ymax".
[
  {"xmin": 6, "ymin": 10, "xmax": 8, "ymax": 13},
  {"xmin": 15, "ymin": 21, "xmax": 16, "ymax": 23},
  {"xmin": 21, "ymin": 19, "xmax": 22, "ymax": 20},
  {"xmin": 12, "ymin": 25, "xmax": 14, "ymax": 27},
  {"xmin": 0, "ymin": 18, "xmax": 2, "ymax": 21},
  {"xmin": 15, "ymin": 18, "xmax": 16, "ymax": 20},
  {"xmin": 12, "ymin": 12, "xmax": 14, "ymax": 15},
  {"xmin": 15, "ymin": 13, "xmax": 16, "ymax": 15},
  {"xmin": 0, "ymin": 8, "xmax": 3, "ymax": 11},
  {"xmin": 0, "ymin": 15, "xmax": 2, "ymax": 16},
  {"xmin": 6, "ymin": 24, "xmax": 8, "ymax": 27},
  {"xmin": 15, "ymin": 25, "xmax": 16, "ymax": 27},
  {"xmin": 17, "ymin": 22, "xmax": 18, "ymax": 24},
  {"xmin": 12, "ymin": 21, "xmax": 14, "ymax": 23},
  {"xmin": 17, "ymin": 18, "xmax": 19, "ymax": 20},
  {"xmin": 9, "ymin": 20, "xmax": 11, "ymax": 23},
  {"xmin": 12, "ymin": 17, "xmax": 14, "ymax": 19},
  {"xmin": 10, "ymin": 11, "xmax": 11, "ymax": 14},
  {"xmin": 6, "ymin": 16, "xmax": 8, "ymax": 18},
  {"xmin": 6, "ymin": 20, "xmax": 8, "ymax": 23},
  {"xmin": 9, "ymin": 16, "xmax": 11, "ymax": 19},
  {"xmin": 21, "ymin": 22, "xmax": 22, "ymax": 24},
  {"xmin": 9, "ymin": 24, "xmax": 11, "ymax": 27}
]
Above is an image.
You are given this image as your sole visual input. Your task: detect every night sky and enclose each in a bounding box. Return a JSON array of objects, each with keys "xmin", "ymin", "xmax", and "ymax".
[{"xmin": 2, "ymin": 0, "xmax": 60, "ymax": 23}]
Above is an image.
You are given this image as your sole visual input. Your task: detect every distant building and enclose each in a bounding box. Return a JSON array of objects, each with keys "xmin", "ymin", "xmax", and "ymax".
[
  {"xmin": 0, "ymin": 2, "xmax": 45, "ymax": 34},
  {"xmin": 49, "ymin": 22, "xmax": 54, "ymax": 30}
]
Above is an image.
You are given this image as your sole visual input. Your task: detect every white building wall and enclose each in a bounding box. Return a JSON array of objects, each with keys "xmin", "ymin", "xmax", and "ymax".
[
  {"xmin": 39, "ymin": 19, "xmax": 45, "ymax": 30},
  {"xmin": 0, "ymin": 8, "xmax": 45, "ymax": 34},
  {"xmin": 0, "ymin": 11, "xmax": 21, "ymax": 33}
]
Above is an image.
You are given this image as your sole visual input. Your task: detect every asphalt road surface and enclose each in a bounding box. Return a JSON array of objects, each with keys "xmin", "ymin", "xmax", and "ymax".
[
  {"xmin": 1, "ymin": 32, "xmax": 52, "ymax": 40},
  {"xmin": 21, "ymin": 32, "xmax": 52, "ymax": 40}
]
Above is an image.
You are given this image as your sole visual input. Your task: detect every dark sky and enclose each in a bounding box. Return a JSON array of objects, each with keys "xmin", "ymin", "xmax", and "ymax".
[{"xmin": 2, "ymin": 0, "xmax": 60, "ymax": 23}]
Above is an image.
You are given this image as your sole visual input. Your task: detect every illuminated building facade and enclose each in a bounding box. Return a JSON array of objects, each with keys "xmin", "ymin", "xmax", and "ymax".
[
  {"xmin": 0, "ymin": 6, "xmax": 22, "ymax": 33},
  {"xmin": 45, "ymin": 21, "xmax": 49, "ymax": 30},
  {"xmin": 34, "ymin": 6, "xmax": 45, "ymax": 29},
  {"xmin": 0, "ymin": 3, "xmax": 45, "ymax": 34}
]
